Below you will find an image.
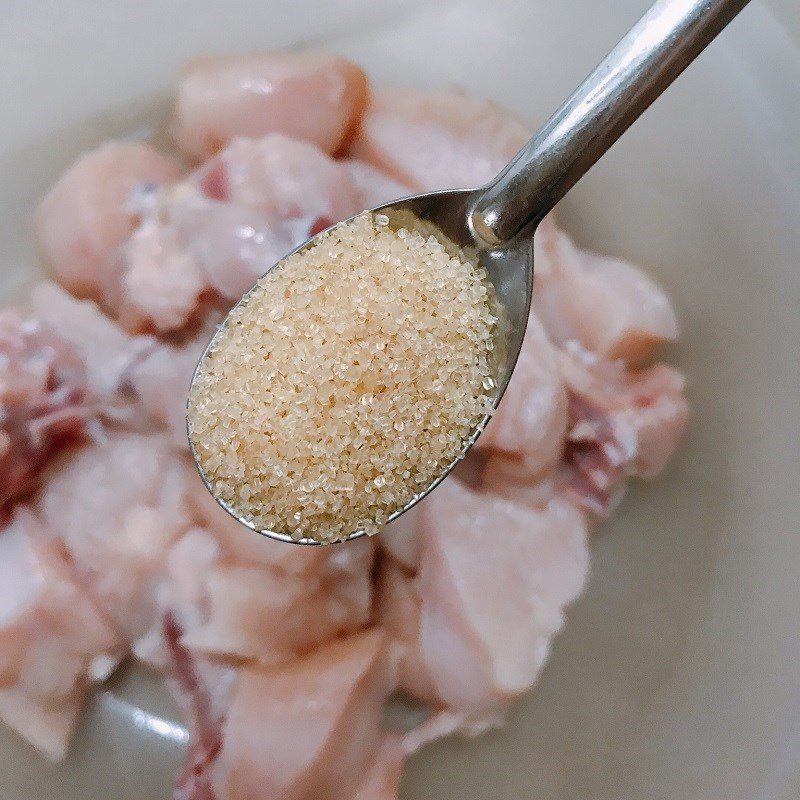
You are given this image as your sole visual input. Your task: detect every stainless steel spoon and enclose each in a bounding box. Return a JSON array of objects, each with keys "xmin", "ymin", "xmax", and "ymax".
[{"xmin": 189, "ymin": 0, "xmax": 750, "ymax": 544}]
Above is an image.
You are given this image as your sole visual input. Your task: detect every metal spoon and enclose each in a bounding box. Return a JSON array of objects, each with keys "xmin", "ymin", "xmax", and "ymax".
[{"xmin": 189, "ymin": 0, "xmax": 750, "ymax": 544}]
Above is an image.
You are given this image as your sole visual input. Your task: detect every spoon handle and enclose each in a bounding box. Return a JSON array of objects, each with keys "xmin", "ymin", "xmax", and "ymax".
[{"xmin": 471, "ymin": 0, "xmax": 750, "ymax": 246}]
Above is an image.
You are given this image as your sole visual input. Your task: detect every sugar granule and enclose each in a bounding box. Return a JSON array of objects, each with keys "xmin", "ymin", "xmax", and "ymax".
[{"xmin": 188, "ymin": 211, "xmax": 497, "ymax": 543}]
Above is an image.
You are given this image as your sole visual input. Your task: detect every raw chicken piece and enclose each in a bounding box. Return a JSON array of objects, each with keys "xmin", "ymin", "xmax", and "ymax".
[
  {"xmin": 36, "ymin": 433, "xmax": 192, "ymax": 643},
  {"xmin": 349, "ymin": 88, "xmax": 529, "ymax": 191},
  {"xmin": 184, "ymin": 470, "xmax": 378, "ymax": 661},
  {"xmin": 133, "ymin": 528, "xmax": 220, "ymax": 670},
  {"xmin": 375, "ymin": 560, "xmax": 436, "ymax": 704},
  {"xmin": 173, "ymin": 51, "xmax": 368, "ymax": 161},
  {"xmin": 212, "ymin": 630, "xmax": 395, "ymax": 800},
  {"xmin": 180, "ymin": 536, "xmax": 375, "ymax": 665},
  {"xmin": 0, "ymin": 511, "xmax": 118, "ymax": 761},
  {"xmin": 128, "ymin": 329, "xmax": 212, "ymax": 447},
  {"xmin": 115, "ymin": 136, "xmax": 361, "ymax": 333},
  {"xmin": 28, "ymin": 282, "xmax": 154, "ymax": 397},
  {"xmin": 341, "ymin": 160, "xmax": 412, "ymax": 211},
  {"xmin": 115, "ymin": 185, "xmax": 302, "ymax": 332},
  {"xmin": 163, "ymin": 611, "xmax": 237, "ymax": 800},
  {"xmin": 158, "ymin": 189, "xmax": 309, "ymax": 302},
  {"xmin": 0, "ymin": 309, "xmax": 91, "ymax": 512},
  {"xmin": 415, "ymin": 478, "xmax": 589, "ymax": 722},
  {"xmin": 472, "ymin": 454, "xmax": 559, "ymax": 510},
  {"xmin": 379, "ymin": 511, "xmax": 423, "ymax": 573},
  {"xmin": 533, "ymin": 217, "xmax": 679, "ymax": 364},
  {"xmin": 195, "ymin": 134, "xmax": 360, "ymax": 223},
  {"xmin": 36, "ymin": 142, "xmax": 181, "ymax": 301},
  {"xmin": 621, "ymin": 367, "xmax": 688, "ymax": 477},
  {"xmin": 352, "ymin": 735, "xmax": 406, "ymax": 800},
  {"xmin": 473, "ymin": 312, "xmax": 568, "ymax": 480},
  {"xmin": 560, "ymin": 346, "xmax": 689, "ymax": 514},
  {"xmin": 112, "ymin": 194, "xmax": 210, "ymax": 334},
  {"xmin": 142, "ymin": 529, "xmax": 375, "ymax": 789}
]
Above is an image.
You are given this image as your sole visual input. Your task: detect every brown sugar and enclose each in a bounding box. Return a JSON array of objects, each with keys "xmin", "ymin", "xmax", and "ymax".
[{"xmin": 188, "ymin": 212, "xmax": 497, "ymax": 543}]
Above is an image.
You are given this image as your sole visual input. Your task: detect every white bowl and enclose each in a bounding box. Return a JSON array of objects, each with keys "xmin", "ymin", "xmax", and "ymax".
[{"xmin": 1, "ymin": 1, "xmax": 798, "ymax": 798}]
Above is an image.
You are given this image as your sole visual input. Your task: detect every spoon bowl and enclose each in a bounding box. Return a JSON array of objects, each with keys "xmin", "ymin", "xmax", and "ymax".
[
  {"xmin": 189, "ymin": 0, "xmax": 750, "ymax": 544},
  {"xmin": 187, "ymin": 188, "xmax": 533, "ymax": 545}
]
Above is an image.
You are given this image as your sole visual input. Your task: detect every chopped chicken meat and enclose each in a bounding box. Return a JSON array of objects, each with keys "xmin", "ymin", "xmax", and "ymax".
[
  {"xmin": 533, "ymin": 216, "xmax": 679, "ymax": 364},
  {"xmin": 349, "ymin": 87, "xmax": 529, "ymax": 191},
  {"xmin": 0, "ymin": 51, "xmax": 688, "ymax": 800},
  {"xmin": 415, "ymin": 478, "xmax": 589, "ymax": 724},
  {"xmin": 35, "ymin": 142, "xmax": 181, "ymax": 301},
  {"xmin": 35, "ymin": 433, "xmax": 192, "ymax": 642},
  {"xmin": 173, "ymin": 52, "xmax": 368, "ymax": 161},
  {"xmin": 212, "ymin": 631, "xmax": 395, "ymax": 800},
  {"xmin": 0, "ymin": 310, "xmax": 91, "ymax": 512},
  {"xmin": 0, "ymin": 510, "xmax": 118, "ymax": 761}
]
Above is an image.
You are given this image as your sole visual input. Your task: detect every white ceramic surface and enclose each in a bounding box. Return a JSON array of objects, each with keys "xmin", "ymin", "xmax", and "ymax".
[{"xmin": 1, "ymin": 1, "xmax": 798, "ymax": 798}]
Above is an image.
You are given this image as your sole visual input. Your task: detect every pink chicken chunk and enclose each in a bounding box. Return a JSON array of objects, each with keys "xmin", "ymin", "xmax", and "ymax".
[
  {"xmin": 128, "ymin": 329, "xmax": 214, "ymax": 448},
  {"xmin": 111, "ymin": 195, "xmax": 211, "ymax": 335},
  {"xmin": 36, "ymin": 433, "xmax": 192, "ymax": 643},
  {"xmin": 137, "ymin": 477, "xmax": 376, "ymax": 670},
  {"xmin": 163, "ymin": 610, "xmax": 237, "ymax": 800},
  {"xmin": 178, "ymin": 536, "xmax": 375, "ymax": 665},
  {"xmin": 0, "ymin": 511, "xmax": 118, "ymax": 761},
  {"xmin": 349, "ymin": 87, "xmax": 530, "ymax": 191},
  {"xmin": 115, "ymin": 135, "xmax": 361, "ymax": 334},
  {"xmin": 0, "ymin": 309, "xmax": 92, "ymax": 512},
  {"xmin": 134, "ymin": 527, "xmax": 222, "ymax": 671},
  {"xmin": 212, "ymin": 631, "xmax": 396, "ymax": 800},
  {"xmin": 375, "ymin": 559, "xmax": 436, "ymax": 704},
  {"xmin": 28, "ymin": 281, "xmax": 155, "ymax": 398},
  {"xmin": 196, "ymin": 134, "xmax": 360, "ymax": 222},
  {"xmin": 533, "ymin": 216, "xmax": 679, "ymax": 364},
  {"xmin": 415, "ymin": 478, "xmax": 589, "ymax": 724},
  {"xmin": 173, "ymin": 51, "xmax": 369, "ymax": 161},
  {"xmin": 352, "ymin": 736, "xmax": 406, "ymax": 800},
  {"xmin": 35, "ymin": 142, "xmax": 181, "ymax": 301},
  {"xmin": 472, "ymin": 311, "xmax": 568, "ymax": 481},
  {"xmin": 559, "ymin": 346, "xmax": 688, "ymax": 514}
]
